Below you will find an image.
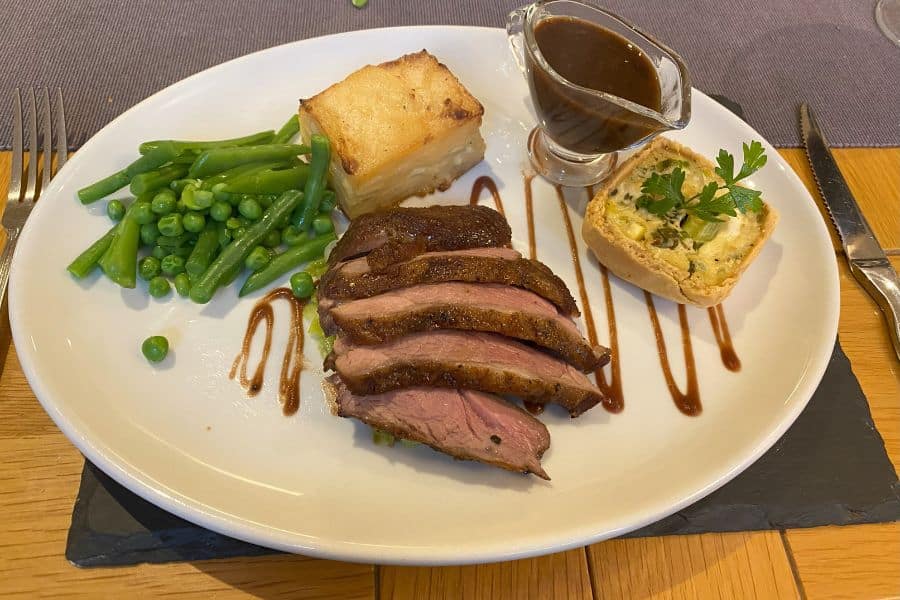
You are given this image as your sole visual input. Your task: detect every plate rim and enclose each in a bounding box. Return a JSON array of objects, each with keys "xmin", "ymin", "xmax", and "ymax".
[{"xmin": 8, "ymin": 25, "xmax": 840, "ymax": 565}]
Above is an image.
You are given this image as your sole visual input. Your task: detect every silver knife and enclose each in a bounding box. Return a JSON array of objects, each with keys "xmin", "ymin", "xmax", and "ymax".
[{"xmin": 800, "ymin": 104, "xmax": 900, "ymax": 362}]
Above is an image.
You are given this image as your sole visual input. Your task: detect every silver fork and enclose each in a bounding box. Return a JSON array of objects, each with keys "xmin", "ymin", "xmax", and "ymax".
[{"xmin": 1, "ymin": 88, "xmax": 67, "ymax": 307}]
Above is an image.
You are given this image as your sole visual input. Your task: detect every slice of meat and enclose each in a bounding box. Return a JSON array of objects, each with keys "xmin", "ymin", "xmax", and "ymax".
[
  {"xmin": 328, "ymin": 331, "xmax": 606, "ymax": 417},
  {"xmin": 324, "ymin": 282, "xmax": 608, "ymax": 371},
  {"xmin": 318, "ymin": 247, "xmax": 580, "ymax": 317},
  {"xmin": 327, "ymin": 375, "xmax": 551, "ymax": 479},
  {"xmin": 327, "ymin": 205, "xmax": 512, "ymax": 266}
]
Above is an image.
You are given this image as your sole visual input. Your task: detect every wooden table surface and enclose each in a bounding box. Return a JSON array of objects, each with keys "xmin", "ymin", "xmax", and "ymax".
[{"xmin": 0, "ymin": 148, "xmax": 898, "ymax": 599}]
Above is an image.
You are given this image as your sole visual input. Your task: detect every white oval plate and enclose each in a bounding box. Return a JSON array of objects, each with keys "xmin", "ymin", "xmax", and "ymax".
[{"xmin": 10, "ymin": 27, "xmax": 838, "ymax": 565}]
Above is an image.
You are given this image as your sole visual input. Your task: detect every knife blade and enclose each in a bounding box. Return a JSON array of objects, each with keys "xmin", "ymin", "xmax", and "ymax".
[{"xmin": 800, "ymin": 104, "xmax": 900, "ymax": 362}]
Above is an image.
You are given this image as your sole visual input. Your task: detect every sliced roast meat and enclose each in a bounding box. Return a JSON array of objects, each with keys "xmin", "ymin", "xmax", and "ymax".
[
  {"xmin": 318, "ymin": 247, "xmax": 579, "ymax": 317},
  {"xmin": 324, "ymin": 282, "xmax": 608, "ymax": 371},
  {"xmin": 327, "ymin": 205, "xmax": 512, "ymax": 266},
  {"xmin": 327, "ymin": 375, "xmax": 551, "ymax": 479},
  {"xmin": 328, "ymin": 331, "xmax": 606, "ymax": 417}
]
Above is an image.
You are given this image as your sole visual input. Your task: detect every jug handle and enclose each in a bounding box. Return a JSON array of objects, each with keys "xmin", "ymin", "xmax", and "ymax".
[{"xmin": 506, "ymin": 6, "xmax": 528, "ymax": 74}]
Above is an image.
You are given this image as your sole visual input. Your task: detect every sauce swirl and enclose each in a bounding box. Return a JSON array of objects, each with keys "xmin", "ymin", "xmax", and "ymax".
[
  {"xmin": 644, "ymin": 292, "xmax": 701, "ymax": 416},
  {"xmin": 230, "ymin": 288, "xmax": 306, "ymax": 416},
  {"xmin": 469, "ymin": 175, "xmax": 505, "ymax": 216},
  {"xmin": 708, "ymin": 304, "xmax": 741, "ymax": 372}
]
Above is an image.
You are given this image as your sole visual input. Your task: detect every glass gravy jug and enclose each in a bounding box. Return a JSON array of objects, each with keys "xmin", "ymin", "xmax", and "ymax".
[{"xmin": 508, "ymin": 0, "xmax": 692, "ymax": 186}]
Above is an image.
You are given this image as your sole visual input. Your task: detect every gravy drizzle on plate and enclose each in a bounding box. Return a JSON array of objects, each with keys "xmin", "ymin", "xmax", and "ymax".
[{"xmin": 230, "ymin": 288, "xmax": 306, "ymax": 416}]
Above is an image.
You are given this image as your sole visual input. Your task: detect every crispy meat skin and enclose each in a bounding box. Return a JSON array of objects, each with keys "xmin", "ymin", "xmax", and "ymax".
[
  {"xmin": 325, "ymin": 282, "xmax": 608, "ymax": 371},
  {"xmin": 329, "ymin": 375, "xmax": 551, "ymax": 479},
  {"xmin": 328, "ymin": 331, "xmax": 606, "ymax": 417},
  {"xmin": 319, "ymin": 247, "xmax": 580, "ymax": 317},
  {"xmin": 326, "ymin": 205, "xmax": 511, "ymax": 266}
]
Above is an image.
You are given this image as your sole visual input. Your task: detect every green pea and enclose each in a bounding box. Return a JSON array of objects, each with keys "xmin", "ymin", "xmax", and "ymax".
[
  {"xmin": 151, "ymin": 189, "xmax": 177, "ymax": 215},
  {"xmin": 319, "ymin": 191, "xmax": 336, "ymax": 213},
  {"xmin": 183, "ymin": 211, "xmax": 206, "ymax": 233},
  {"xmin": 238, "ymin": 197, "xmax": 262, "ymax": 221},
  {"xmin": 210, "ymin": 201, "xmax": 232, "ymax": 222},
  {"xmin": 262, "ymin": 229, "xmax": 281, "ymax": 248},
  {"xmin": 148, "ymin": 276, "xmax": 171, "ymax": 298},
  {"xmin": 232, "ymin": 226, "xmax": 247, "ymax": 241},
  {"xmin": 281, "ymin": 225, "xmax": 309, "ymax": 247},
  {"xmin": 170, "ymin": 178, "xmax": 198, "ymax": 193},
  {"xmin": 161, "ymin": 254, "xmax": 186, "ymax": 276},
  {"xmin": 184, "ymin": 186, "xmax": 214, "ymax": 211},
  {"xmin": 141, "ymin": 335, "xmax": 169, "ymax": 363},
  {"xmin": 173, "ymin": 273, "xmax": 191, "ymax": 297},
  {"xmin": 225, "ymin": 217, "xmax": 243, "ymax": 230},
  {"xmin": 157, "ymin": 213, "xmax": 184, "ymax": 237},
  {"xmin": 106, "ymin": 199, "xmax": 126, "ymax": 222},
  {"xmin": 151, "ymin": 245, "xmax": 168, "ymax": 260},
  {"xmin": 258, "ymin": 194, "xmax": 275, "ymax": 209},
  {"xmin": 244, "ymin": 245, "xmax": 272, "ymax": 271},
  {"xmin": 132, "ymin": 200, "xmax": 155, "ymax": 225},
  {"xmin": 312, "ymin": 214, "xmax": 334, "ymax": 235},
  {"xmin": 138, "ymin": 256, "xmax": 161, "ymax": 281},
  {"xmin": 290, "ymin": 271, "xmax": 314, "ymax": 299},
  {"xmin": 140, "ymin": 223, "xmax": 161, "ymax": 246}
]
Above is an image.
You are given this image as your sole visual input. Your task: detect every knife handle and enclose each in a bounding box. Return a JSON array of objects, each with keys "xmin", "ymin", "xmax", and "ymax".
[{"xmin": 850, "ymin": 258, "xmax": 900, "ymax": 362}]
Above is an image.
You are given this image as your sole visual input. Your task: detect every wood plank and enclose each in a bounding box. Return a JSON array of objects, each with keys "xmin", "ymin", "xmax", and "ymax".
[
  {"xmin": 585, "ymin": 531, "xmax": 798, "ymax": 599},
  {"xmin": 779, "ymin": 148, "xmax": 900, "ymax": 252},
  {"xmin": 379, "ymin": 549, "xmax": 593, "ymax": 600},
  {"xmin": 785, "ymin": 523, "xmax": 900, "ymax": 600}
]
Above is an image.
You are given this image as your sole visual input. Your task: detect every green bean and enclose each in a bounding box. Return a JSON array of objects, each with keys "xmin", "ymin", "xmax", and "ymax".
[
  {"xmin": 141, "ymin": 335, "xmax": 169, "ymax": 362},
  {"xmin": 130, "ymin": 164, "xmax": 189, "ymax": 196},
  {"xmin": 239, "ymin": 232, "xmax": 335, "ymax": 297},
  {"xmin": 66, "ymin": 225, "xmax": 118, "ymax": 279},
  {"xmin": 185, "ymin": 226, "xmax": 220, "ymax": 279},
  {"xmin": 292, "ymin": 135, "xmax": 331, "ymax": 230},
  {"xmin": 77, "ymin": 142, "xmax": 181, "ymax": 204},
  {"xmin": 319, "ymin": 190, "xmax": 336, "ymax": 213},
  {"xmin": 199, "ymin": 161, "xmax": 287, "ymax": 191},
  {"xmin": 272, "ymin": 115, "xmax": 300, "ymax": 144},
  {"xmin": 98, "ymin": 202, "xmax": 142, "ymax": 288},
  {"xmin": 281, "ymin": 225, "xmax": 310, "ymax": 247},
  {"xmin": 217, "ymin": 223, "xmax": 233, "ymax": 248},
  {"xmin": 189, "ymin": 144, "xmax": 310, "ymax": 178},
  {"xmin": 190, "ymin": 190, "xmax": 305, "ymax": 304},
  {"xmin": 224, "ymin": 164, "xmax": 310, "ymax": 194},
  {"xmin": 139, "ymin": 130, "xmax": 275, "ymax": 155},
  {"xmin": 77, "ymin": 171, "xmax": 131, "ymax": 205},
  {"xmin": 155, "ymin": 232, "xmax": 194, "ymax": 248}
]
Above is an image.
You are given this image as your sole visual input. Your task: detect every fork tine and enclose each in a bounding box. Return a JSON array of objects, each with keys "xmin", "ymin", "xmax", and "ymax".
[
  {"xmin": 23, "ymin": 88, "xmax": 38, "ymax": 202},
  {"xmin": 7, "ymin": 89, "xmax": 23, "ymax": 204},
  {"xmin": 55, "ymin": 88, "xmax": 68, "ymax": 170},
  {"xmin": 40, "ymin": 88, "xmax": 52, "ymax": 196}
]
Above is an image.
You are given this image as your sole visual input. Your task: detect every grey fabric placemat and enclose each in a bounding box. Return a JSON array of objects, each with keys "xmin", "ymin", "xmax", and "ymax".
[
  {"xmin": 65, "ymin": 341, "xmax": 900, "ymax": 567},
  {"xmin": 1, "ymin": 0, "xmax": 897, "ymax": 149}
]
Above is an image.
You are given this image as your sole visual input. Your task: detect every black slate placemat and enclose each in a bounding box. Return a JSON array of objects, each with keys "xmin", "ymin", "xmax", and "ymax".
[{"xmin": 66, "ymin": 341, "xmax": 900, "ymax": 567}]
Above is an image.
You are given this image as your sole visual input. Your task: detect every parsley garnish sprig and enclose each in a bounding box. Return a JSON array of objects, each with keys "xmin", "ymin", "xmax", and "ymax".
[{"xmin": 636, "ymin": 141, "xmax": 767, "ymax": 222}]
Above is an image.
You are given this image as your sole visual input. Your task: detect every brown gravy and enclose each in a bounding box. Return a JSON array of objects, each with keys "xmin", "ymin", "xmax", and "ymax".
[
  {"xmin": 230, "ymin": 288, "xmax": 306, "ymax": 416},
  {"xmin": 644, "ymin": 292, "xmax": 701, "ymax": 416},
  {"xmin": 529, "ymin": 16, "xmax": 662, "ymax": 154},
  {"xmin": 554, "ymin": 185, "xmax": 623, "ymax": 412},
  {"xmin": 708, "ymin": 304, "xmax": 741, "ymax": 372},
  {"xmin": 469, "ymin": 175, "xmax": 505, "ymax": 216}
]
